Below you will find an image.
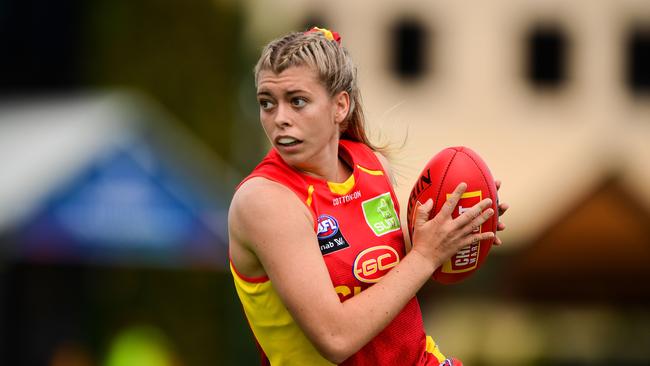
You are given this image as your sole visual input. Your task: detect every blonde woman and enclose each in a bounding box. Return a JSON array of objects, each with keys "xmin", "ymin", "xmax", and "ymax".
[{"xmin": 229, "ymin": 27, "xmax": 507, "ymax": 366}]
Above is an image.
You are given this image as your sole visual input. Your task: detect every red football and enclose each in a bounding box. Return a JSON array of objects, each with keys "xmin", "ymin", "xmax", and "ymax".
[{"xmin": 406, "ymin": 146, "xmax": 498, "ymax": 284}]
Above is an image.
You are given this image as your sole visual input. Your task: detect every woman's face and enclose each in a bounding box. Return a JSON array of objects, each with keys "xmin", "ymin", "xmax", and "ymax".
[{"xmin": 256, "ymin": 65, "xmax": 348, "ymax": 172}]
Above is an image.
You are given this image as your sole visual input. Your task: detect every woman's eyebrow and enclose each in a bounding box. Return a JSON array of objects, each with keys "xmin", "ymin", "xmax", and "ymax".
[{"xmin": 286, "ymin": 88, "xmax": 311, "ymax": 95}]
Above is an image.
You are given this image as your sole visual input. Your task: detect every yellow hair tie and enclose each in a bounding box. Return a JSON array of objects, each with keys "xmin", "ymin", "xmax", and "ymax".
[{"xmin": 305, "ymin": 26, "xmax": 341, "ymax": 45}]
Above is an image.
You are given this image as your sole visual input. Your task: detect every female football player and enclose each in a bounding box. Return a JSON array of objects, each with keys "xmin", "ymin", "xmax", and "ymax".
[{"xmin": 229, "ymin": 27, "xmax": 507, "ymax": 365}]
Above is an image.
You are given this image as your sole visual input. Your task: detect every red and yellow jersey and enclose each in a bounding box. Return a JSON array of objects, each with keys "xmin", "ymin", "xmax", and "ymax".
[{"xmin": 231, "ymin": 140, "xmax": 445, "ymax": 365}]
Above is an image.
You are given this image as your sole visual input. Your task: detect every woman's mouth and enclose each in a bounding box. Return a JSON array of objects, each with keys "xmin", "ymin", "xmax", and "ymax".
[{"xmin": 276, "ymin": 136, "xmax": 303, "ymax": 147}]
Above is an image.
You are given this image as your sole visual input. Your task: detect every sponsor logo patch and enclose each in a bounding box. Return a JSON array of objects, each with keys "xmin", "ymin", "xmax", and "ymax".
[
  {"xmin": 332, "ymin": 190, "xmax": 362, "ymax": 206},
  {"xmin": 442, "ymin": 190, "xmax": 482, "ymax": 273},
  {"xmin": 316, "ymin": 214, "xmax": 350, "ymax": 255},
  {"xmin": 361, "ymin": 193, "xmax": 401, "ymax": 236},
  {"xmin": 353, "ymin": 245, "xmax": 400, "ymax": 283}
]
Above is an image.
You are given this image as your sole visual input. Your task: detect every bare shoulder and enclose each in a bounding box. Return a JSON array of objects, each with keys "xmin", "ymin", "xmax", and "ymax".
[
  {"xmin": 229, "ymin": 177, "xmax": 314, "ymax": 277},
  {"xmin": 230, "ymin": 177, "xmax": 313, "ymax": 240},
  {"xmin": 232, "ymin": 177, "xmax": 298, "ymax": 214}
]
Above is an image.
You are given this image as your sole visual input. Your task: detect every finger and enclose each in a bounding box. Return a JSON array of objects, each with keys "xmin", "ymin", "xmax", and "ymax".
[
  {"xmin": 461, "ymin": 207, "xmax": 494, "ymax": 236},
  {"xmin": 495, "ymin": 180, "xmax": 502, "ymax": 191},
  {"xmin": 494, "ymin": 235, "xmax": 502, "ymax": 246},
  {"xmin": 465, "ymin": 231, "xmax": 494, "ymax": 246},
  {"xmin": 414, "ymin": 198, "xmax": 434, "ymax": 228},
  {"xmin": 497, "ymin": 222, "xmax": 506, "ymax": 231},
  {"xmin": 498, "ymin": 202, "xmax": 510, "ymax": 217},
  {"xmin": 439, "ymin": 182, "xmax": 467, "ymax": 217},
  {"xmin": 454, "ymin": 197, "xmax": 492, "ymax": 227}
]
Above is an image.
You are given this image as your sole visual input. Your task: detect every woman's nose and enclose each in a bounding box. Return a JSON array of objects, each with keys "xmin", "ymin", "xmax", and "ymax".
[{"xmin": 274, "ymin": 103, "xmax": 292, "ymax": 128}]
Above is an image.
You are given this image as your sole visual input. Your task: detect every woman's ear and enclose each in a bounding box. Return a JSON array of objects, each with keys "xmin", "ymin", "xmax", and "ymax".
[{"xmin": 333, "ymin": 91, "xmax": 350, "ymax": 124}]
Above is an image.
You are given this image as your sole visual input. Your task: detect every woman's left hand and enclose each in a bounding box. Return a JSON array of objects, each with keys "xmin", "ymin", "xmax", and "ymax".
[{"xmin": 494, "ymin": 179, "xmax": 509, "ymax": 246}]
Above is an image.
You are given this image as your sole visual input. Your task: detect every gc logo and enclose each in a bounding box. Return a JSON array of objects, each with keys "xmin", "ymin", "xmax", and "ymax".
[{"xmin": 353, "ymin": 245, "xmax": 400, "ymax": 283}]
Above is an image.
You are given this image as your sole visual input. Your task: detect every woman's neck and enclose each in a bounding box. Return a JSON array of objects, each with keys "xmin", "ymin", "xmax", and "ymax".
[{"xmin": 296, "ymin": 147, "xmax": 352, "ymax": 183}]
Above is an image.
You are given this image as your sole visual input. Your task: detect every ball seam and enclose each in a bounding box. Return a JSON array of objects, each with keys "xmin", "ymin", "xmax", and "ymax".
[
  {"xmin": 462, "ymin": 150, "xmax": 497, "ymax": 233},
  {"xmin": 432, "ymin": 149, "xmax": 459, "ymax": 215}
]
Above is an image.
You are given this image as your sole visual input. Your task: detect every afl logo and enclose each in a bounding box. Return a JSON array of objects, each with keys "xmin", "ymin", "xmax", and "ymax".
[
  {"xmin": 353, "ymin": 246, "xmax": 400, "ymax": 283},
  {"xmin": 317, "ymin": 215, "xmax": 339, "ymax": 239}
]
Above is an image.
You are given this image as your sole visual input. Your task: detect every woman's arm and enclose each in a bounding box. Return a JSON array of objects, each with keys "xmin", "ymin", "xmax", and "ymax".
[{"xmin": 229, "ymin": 176, "xmax": 494, "ymax": 364}]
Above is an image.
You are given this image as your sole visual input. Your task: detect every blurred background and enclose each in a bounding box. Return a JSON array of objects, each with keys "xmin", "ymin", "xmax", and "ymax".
[{"xmin": 0, "ymin": 0, "xmax": 648, "ymax": 365}]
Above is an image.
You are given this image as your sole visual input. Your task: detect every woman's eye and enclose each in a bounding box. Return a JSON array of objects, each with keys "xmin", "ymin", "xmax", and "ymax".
[
  {"xmin": 259, "ymin": 100, "xmax": 275, "ymax": 110},
  {"xmin": 292, "ymin": 98, "xmax": 307, "ymax": 108}
]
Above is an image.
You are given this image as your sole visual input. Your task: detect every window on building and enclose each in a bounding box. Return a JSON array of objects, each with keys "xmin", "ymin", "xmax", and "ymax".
[
  {"xmin": 391, "ymin": 19, "xmax": 428, "ymax": 80},
  {"xmin": 525, "ymin": 24, "xmax": 569, "ymax": 89},
  {"xmin": 626, "ymin": 25, "xmax": 650, "ymax": 95}
]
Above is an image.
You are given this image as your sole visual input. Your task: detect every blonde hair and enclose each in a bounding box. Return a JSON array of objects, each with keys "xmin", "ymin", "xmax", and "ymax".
[{"xmin": 254, "ymin": 30, "xmax": 379, "ymax": 151}]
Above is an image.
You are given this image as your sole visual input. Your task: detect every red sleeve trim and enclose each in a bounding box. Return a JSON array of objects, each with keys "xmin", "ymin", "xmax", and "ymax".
[{"xmin": 229, "ymin": 257, "xmax": 269, "ymax": 283}]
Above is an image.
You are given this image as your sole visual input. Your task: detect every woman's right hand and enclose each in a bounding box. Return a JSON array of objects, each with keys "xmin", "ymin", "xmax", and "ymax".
[{"xmin": 409, "ymin": 182, "xmax": 495, "ymax": 272}]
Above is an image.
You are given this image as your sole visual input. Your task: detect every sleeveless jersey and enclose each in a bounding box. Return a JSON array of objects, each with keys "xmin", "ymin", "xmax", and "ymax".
[{"xmin": 231, "ymin": 140, "xmax": 445, "ymax": 365}]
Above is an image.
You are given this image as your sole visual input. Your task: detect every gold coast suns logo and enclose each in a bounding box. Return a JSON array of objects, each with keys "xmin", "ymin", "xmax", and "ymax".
[{"xmin": 353, "ymin": 246, "xmax": 400, "ymax": 283}]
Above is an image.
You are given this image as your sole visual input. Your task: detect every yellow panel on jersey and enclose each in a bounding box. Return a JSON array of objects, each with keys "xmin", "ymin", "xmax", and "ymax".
[
  {"xmin": 306, "ymin": 184, "xmax": 315, "ymax": 207},
  {"xmin": 327, "ymin": 173, "xmax": 355, "ymax": 195},
  {"xmin": 356, "ymin": 164, "xmax": 384, "ymax": 176},
  {"xmin": 426, "ymin": 336, "xmax": 447, "ymax": 363},
  {"xmin": 230, "ymin": 263, "xmax": 334, "ymax": 366}
]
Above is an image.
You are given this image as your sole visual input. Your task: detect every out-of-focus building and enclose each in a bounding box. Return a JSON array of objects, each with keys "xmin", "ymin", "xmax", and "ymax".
[
  {"xmin": 242, "ymin": 0, "xmax": 650, "ymax": 247},
  {"xmin": 0, "ymin": 92, "xmax": 253, "ymax": 366},
  {"xmin": 241, "ymin": 0, "xmax": 650, "ymax": 364},
  {"xmin": 0, "ymin": 1, "xmax": 263, "ymax": 365},
  {"xmin": 0, "ymin": 92, "xmax": 235, "ymax": 268}
]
